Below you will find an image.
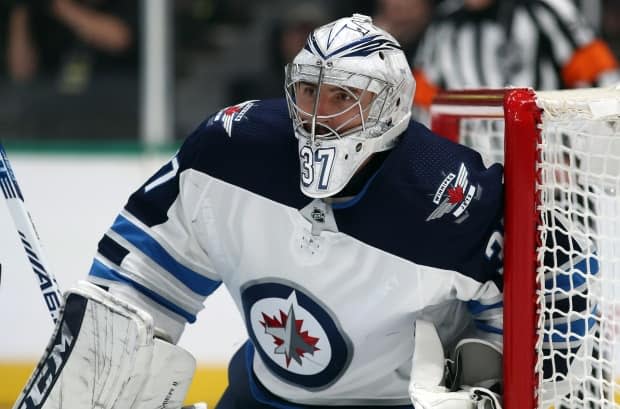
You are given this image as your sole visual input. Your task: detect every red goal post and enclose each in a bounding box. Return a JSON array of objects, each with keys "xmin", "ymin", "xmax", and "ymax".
[{"xmin": 430, "ymin": 87, "xmax": 620, "ymax": 409}]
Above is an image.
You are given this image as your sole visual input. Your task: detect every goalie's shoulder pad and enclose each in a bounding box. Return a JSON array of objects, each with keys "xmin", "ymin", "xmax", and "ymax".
[{"xmin": 12, "ymin": 281, "xmax": 196, "ymax": 409}]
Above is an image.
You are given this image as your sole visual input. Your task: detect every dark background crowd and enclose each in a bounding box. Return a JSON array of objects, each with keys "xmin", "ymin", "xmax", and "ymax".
[{"xmin": 0, "ymin": 0, "xmax": 617, "ymax": 142}]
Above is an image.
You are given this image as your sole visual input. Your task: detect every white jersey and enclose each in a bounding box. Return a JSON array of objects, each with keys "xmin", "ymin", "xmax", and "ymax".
[{"xmin": 87, "ymin": 99, "xmax": 505, "ymax": 406}]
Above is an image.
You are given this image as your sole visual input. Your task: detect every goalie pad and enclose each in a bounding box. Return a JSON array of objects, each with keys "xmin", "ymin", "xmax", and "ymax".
[
  {"xmin": 409, "ymin": 320, "xmax": 502, "ymax": 409},
  {"xmin": 12, "ymin": 281, "xmax": 197, "ymax": 409}
]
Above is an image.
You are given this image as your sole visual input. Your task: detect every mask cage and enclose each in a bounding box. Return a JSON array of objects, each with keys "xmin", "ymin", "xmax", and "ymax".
[{"xmin": 285, "ymin": 63, "xmax": 393, "ymax": 143}]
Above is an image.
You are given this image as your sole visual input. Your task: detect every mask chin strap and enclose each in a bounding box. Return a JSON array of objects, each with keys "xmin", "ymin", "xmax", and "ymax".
[{"xmin": 310, "ymin": 65, "xmax": 326, "ymax": 146}]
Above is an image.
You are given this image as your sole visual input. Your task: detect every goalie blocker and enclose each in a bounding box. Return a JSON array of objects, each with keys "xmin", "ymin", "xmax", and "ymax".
[{"xmin": 12, "ymin": 281, "xmax": 200, "ymax": 409}]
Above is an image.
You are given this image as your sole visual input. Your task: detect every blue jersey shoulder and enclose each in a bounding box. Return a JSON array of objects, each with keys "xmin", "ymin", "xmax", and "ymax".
[
  {"xmin": 334, "ymin": 121, "xmax": 504, "ymax": 284},
  {"xmin": 125, "ymin": 99, "xmax": 309, "ymax": 227},
  {"xmin": 184, "ymin": 98, "xmax": 310, "ymax": 209}
]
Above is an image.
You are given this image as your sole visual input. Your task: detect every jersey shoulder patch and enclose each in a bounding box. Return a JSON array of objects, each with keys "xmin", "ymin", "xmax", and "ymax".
[
  {"xmin": 425, "ymin": 161, "xmax": 479, "ymax": 222},
  {"xmin": 378, "ymin": 121, "xmax": 503, "ymax": 227},
  {"xmin": 208, "ymin": 100, "xmax": 259, "ymax": 137},
  {"xmin": 181, "ymin": 99, "xmax": 309, "ymax": 209}
]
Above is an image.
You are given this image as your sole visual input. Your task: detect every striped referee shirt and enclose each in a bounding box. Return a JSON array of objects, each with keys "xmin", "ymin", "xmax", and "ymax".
[{"xmin": 412, "ymin": 0, "xmax": 619, "ymax": 107}]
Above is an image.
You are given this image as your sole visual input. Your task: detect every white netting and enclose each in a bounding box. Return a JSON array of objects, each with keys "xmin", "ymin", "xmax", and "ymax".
[
  {"xmin": 536, "ymin": 97, "xmax": 620, "ymax": 409},
  {"xmin": 459, "ymin": 118, "xmax": 505, "ymax": 168},
  {"xmin": 433, "ymin": 87, "xmax": 620, "ymax": 409}
]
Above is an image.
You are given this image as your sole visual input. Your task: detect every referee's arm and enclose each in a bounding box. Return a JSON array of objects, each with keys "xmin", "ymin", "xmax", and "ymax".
[
  {"xmin": 411, "ymin": 0, "xmax": 620, "ymax": 109},
  {"xmin": 533, "ymin": 0, "xmax": 619, "ymax": 87}
]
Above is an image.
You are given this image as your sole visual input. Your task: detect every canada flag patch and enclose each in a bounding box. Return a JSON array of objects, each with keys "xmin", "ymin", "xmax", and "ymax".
[
  {"xmin": 212, "ymin": 100, "xmax": 257, "ymax": 137},
  {"xmin": 426, "ymin": 163, "xmax": 477, "ymax": 222}
]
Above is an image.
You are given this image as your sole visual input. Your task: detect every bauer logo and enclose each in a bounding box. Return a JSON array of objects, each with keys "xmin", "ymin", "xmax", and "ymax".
[
  {"xmin": 212, "ymin": 100, "xmax": 257, "ymax": 137},
  {"xmin": 427, "ymin": 163, "xmax": 477, "ymax": 222},
  {"xmin": 241, "ymin": 280, "xmax": 352, "ymax": 390}
]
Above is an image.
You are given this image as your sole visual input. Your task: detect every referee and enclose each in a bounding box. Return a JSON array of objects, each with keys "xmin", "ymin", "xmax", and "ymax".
[{"xmin": 412, "ymin": 0, "xmax": 620, "ymax": 108}]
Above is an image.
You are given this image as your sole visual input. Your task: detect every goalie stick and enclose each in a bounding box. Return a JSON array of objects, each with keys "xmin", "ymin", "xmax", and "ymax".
[{"xmin": 0, "ymin": 144, "xmax": 63, "ymax": 323}]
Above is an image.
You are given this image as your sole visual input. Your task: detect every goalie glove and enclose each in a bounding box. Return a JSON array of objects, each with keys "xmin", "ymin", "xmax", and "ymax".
[
  {"xmin": 12, "ymin": 281, "xmax": 198, "ymax": 409},
  {"xmin": 408, "ymin": 320, "xmax": 502, "ymax": 409}
]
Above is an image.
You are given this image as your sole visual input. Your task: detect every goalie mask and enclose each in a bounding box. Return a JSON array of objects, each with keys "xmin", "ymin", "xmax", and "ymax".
[{"xmin": 285, "ymin": 14, "xmax": 415, "ymax": 198}]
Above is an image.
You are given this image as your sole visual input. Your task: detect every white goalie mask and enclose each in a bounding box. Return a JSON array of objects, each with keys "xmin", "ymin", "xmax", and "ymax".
[{"xmin": 285, "ymin": 14, "xmax": 415, "ymax": 198}]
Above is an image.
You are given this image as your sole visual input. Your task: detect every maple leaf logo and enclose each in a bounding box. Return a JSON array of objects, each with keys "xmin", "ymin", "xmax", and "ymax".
[
  {"xmin": 447, "ymin": 186, "xmax": 464, "ymax": 204},
  {"xmin": 223, "ymin": 105, "xmax": 241, "ymax": 116},
  {"xmin": 260, "ymin": 306, "xmax": 320, "ymax": 367}
]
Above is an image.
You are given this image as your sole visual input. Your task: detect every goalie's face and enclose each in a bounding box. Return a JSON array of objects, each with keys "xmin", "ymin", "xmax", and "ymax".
[
  {"xmin": 285, "ymin": 63, "xmax": 389, "ymax": 145},
  {"xmin": 285, "ymin": 63, "xmax": 398, "ymax": 198},
  {"xmin": 294, "ymin": 81, "xmax": 376, "ymax": 139}
]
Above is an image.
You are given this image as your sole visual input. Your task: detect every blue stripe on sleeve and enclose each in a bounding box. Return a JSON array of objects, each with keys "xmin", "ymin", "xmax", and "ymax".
[
  {"xmin": 545, "ymin": 256, "xmax": 599, "ymax": 291},
  {"xmin": 88, "ymin": 259, "xmax": 212, "ymax": 323},
  {"xmin": 111, "ymin": 214, "xmax": 220, "ymax": 296},
  {"xmin": 468, "ymin": 300, "xmax": 503, "ymax": 315},
  {"xmin": 544, "ymin": 308, "xmax": 598, "ymax": 343},
  {"xmin": 474, "ymin": 321, "xmax": 503, "ymax": 335}
]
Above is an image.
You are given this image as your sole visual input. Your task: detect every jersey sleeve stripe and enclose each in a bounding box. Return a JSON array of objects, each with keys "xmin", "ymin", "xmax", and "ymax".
[
  {"xmin": 545, "ymin": 257, "xmax": 599, "ymax": 292},
  {"xmin": 543, "ymin": 308, "xmax": 598, "ymax": 343},
  {"xmin": 544, "ymin": 256, "xmax": 599, "ymax": 291},
  {"xmin": 473, "ymin": 321, "xmax": 503, "ymax": 335},
  {"xmin": 543, "ymin": 337, "xmax": 588, "ymax": 350},
  {"xmin": 88, "ymin": 258, "xmax": 203, "ymax": 323},
  {"xmin": 110, "ymin": 214, "xmax": 219, "ymax": 295},
  {"xmin": 467, "ymin": 300, "xmax": 503, "ymax": 315},
  {"xmin": 547, "ymin": 291, "xmax": 588, "ymax": 317},
  {"xmin": 98, "ymin": 234, "xmax": 130, "ymax": 266}
]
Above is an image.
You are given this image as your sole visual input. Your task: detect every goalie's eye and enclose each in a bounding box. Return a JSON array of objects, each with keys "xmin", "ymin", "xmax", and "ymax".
[
  {"xmin": 298, "ymin": 82, "xmax": 317, "ymax": 98},
  {"xmin": 334, "ymin": 91, "xmax": 355, "ymax": 103}
]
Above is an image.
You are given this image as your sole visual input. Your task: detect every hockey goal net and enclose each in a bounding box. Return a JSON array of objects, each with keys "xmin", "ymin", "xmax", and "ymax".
[{"xmin": 430, "ymin": 87, "xmax": 620, "ymax": 409}]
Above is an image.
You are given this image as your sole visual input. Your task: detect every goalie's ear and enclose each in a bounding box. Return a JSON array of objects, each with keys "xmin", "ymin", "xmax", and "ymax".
[{"xmin": 450, "ymin": 338, "xmax": 502, "ymax": 391}]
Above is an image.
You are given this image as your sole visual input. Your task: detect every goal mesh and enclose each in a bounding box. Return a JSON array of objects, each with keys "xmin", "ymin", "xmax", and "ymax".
[{"xmin": 430, "ymin": 87, "xmax": 620, "ymax": 409}]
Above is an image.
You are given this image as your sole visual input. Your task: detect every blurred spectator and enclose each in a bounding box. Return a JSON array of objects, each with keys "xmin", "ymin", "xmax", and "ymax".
[
  {"xmin": 412, "ymin": 0, "xmax": 620, "ymax": 110},
  {"xmin": 228, "ymin": 2, "xmax": 330, "ymax": 105},
  {"xmin": 7, "ymin": 0, "xmax": 137, "ymax": 86},
  {"xmin": 2, "ymin": 0, "xmax": 139, "ymax": 140},
  {"xmin": 177, "ymin": 1, "xmax": 406, "ymax": 138},
  {"xmin": 601, "ymin": 0, "xmax": 620, "ymax": 60},
  {"xmin": 373, "ymin": 0, "xmax": 434, "ymax": 60},
  {"xmin": 329, "ymin": 0, "xmax": 375, "ymax": 19},
  {"xmin": 174, "ymin": 0, "xmax": 252, "ymax": 55}
]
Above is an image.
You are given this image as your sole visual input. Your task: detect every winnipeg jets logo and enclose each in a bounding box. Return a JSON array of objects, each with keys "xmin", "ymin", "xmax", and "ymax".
[
  {"xmin": 427, "ymin": 163, "xmax": 477, "ymax": 222},
  {"xmin": 242, "ymin": 281, "xmax": 352, "ymax": 389},
  {"xmin": 212, "ymin": 100, "xmax": 257, "ymax": 137},
  {"xmin": 261, "ymin": 304, "xmax": 320, "ymax": 367}
]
